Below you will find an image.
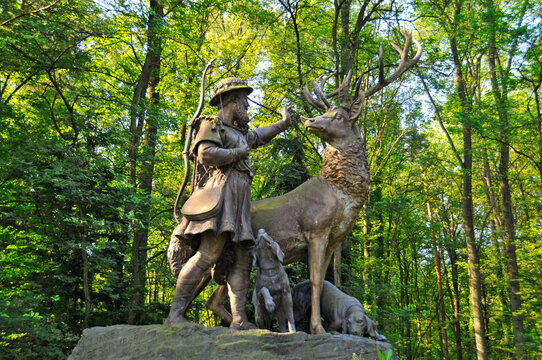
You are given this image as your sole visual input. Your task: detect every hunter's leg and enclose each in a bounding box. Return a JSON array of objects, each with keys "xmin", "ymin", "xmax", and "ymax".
[
  {"xmin": 186, "ymin": 273, "xmax": 211, "ymax": 316},
  {"xmin": 165, "ymin": 231, "xmax": 226, "ymax": 325},
  {"xmin": 227, "ymin": 241, "xmax": 257, "ymax": 330}
]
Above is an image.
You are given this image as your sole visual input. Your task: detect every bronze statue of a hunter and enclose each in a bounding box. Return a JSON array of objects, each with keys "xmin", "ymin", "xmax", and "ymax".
[{"xmin": 165, "ymin": 74, "xmax": 291, "ymax": 330}]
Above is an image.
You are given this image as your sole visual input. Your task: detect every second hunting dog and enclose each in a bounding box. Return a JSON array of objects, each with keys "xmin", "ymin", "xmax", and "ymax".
[{"xmin": 252, "ymin": 229, "xmax": 296, "ymax": 333}]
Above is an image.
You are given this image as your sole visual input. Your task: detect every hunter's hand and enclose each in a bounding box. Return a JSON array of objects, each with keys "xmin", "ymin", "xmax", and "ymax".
[
  {"xmin": 230, "ymin": 141, "xmax": 250, "ymax": 162},
  {"xmin": 236, "ymin": 141, "xmax": 250, "ymax": 159},
  {"xmin": 282, "ymin": 105, "xmax": 292, "ymax": 128}
]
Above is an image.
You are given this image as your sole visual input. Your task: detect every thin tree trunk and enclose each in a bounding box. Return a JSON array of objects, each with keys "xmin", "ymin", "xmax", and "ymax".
[
  {"xmin": 128, "ymin": 0, "xmax": 163, "ymax": 325},
  {"xmin": 446, "ymin": 244, "xmax": 463, "ymax": 360},
  {"xmin": 77, "ymin": 202, "xmax": 92, "ymax": 330},
  {"xmin": 461, "ymin": 108, "xmax": 488, "ymax": 360},
  {"xmin": 412, "ymin": 240, "xmax": 424, "ymax": 357},
  {"xmin": 481, "ymin": 148, "xmax": 510, "ymax": 313},
  {"xmin": 427, "ymin": 200, "xmax": 449, "ymax": 359},
  {"xmin": 497, "ymin": 112, "xmax": 526, "ymax": 360},
  {"xmin": 486, "ymin": 2, "xmax": 526, "ymax": 355},
  {"xmin": 448, "ymin": 21, "xmax": 489, "ymax": 356},
  {"xmin": 439, "ymin": 207, "xmax": 463, "ymax": 360},
  {"xmin": 82, "ymin": 245, "xmax": 91, "ymax": 329},
  {"xmin": 362, "ymin": 204, "xmax": 371, "ymax": 296},
  {"xmin": 333, "ymin": 243, "xmax": 342, "ymax": 287}
]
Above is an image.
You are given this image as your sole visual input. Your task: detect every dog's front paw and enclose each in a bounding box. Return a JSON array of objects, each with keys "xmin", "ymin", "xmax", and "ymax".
[{"xmin": 265, "ymin": 300, "xmax": 275, "ymax": 312}]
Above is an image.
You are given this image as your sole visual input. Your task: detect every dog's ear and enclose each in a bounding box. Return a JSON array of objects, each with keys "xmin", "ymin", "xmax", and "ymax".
[
  {"xmin": 342, "ymin": 318, "xmax": 348, "ymax": 334},
  {"xmin": 364, "ymin": 314, "xmax": 376, "ymax": 337},
  {"xmin": 251, "ymin": 246, "xmax": 258, "ymax": 267},
  {"xmin": 272, "ymin": 241, "xmax": 284, "ymax": 263}
]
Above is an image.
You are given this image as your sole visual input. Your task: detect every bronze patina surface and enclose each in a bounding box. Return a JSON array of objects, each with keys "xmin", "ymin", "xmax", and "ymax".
[{"xmin": 168, "ymin": 32, "xmax": 422, "ymax": 335}]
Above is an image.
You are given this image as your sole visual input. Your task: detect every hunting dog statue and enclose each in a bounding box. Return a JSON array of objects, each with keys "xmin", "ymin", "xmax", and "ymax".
[
  {"xmin": 252, "ymin": 229, "xmax": 296, "ymax": 333},
  {"xmin": 170, "ymin": 31, "xmax": 422, "ymax": 334},
  {"xmin": 292, "ymin": 280, "xmax": 386, "ymax": 341}
]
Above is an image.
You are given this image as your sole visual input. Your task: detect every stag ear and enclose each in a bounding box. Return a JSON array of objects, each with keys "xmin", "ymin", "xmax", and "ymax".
[{"xmin": 349, "ymin": 93, "xmax": 365, "ymax": 124}]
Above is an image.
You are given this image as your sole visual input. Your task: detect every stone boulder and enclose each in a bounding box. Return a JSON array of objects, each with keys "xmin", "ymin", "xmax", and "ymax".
[{"xmin": 69, "ymin": 324, "xmax": 395, "ymax": 360}]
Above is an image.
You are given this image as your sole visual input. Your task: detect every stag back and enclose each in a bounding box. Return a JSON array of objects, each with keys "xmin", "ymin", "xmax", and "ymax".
[{"xmin": 303, "ymin": 31, "xmax": 422, "ymax": 124}]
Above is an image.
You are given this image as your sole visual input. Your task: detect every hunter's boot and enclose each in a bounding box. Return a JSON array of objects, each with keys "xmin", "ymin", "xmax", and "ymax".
[
  {"xmin": 227, "ymin": 243, "xmax": 257, "ymax": 330},
  {"xmin": 164, "ymin": 251, "xmax": 213, "ymax": 325}
]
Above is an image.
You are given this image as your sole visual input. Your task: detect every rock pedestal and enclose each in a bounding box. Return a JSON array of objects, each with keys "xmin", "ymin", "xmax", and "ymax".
[{"xmin": 69, "ymin": 324, "xmax": 395, "ymax": 360}]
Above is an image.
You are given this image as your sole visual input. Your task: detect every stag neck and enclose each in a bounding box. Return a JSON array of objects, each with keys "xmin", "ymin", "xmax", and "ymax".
[
  {"xmin": 326, "ymin": 130, "xmax": 359, "ymax": 149},
  {"xmin": 319, "ymin": 135, "xmax": 368, "ymax": 201}
]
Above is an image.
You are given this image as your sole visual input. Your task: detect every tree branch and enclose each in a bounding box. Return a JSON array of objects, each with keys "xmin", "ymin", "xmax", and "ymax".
[
  {"xmin": 0, "ymin": 0, "xmax": 61, "ymax": 27},
  {"xmin": 417, "ymin": 71, "xmax": 464, "ymax": 167}
]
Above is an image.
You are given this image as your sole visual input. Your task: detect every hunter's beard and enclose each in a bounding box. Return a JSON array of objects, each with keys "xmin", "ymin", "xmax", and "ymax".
[{"xmin": 233, "ymin": 102, "xmax": 250, "ymax": 127}]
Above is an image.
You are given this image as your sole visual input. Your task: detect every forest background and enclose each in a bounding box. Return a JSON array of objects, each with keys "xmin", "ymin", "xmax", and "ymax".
[{"xmin": 1, "ymin": 0, "xmax": 541, "ymax": 359}]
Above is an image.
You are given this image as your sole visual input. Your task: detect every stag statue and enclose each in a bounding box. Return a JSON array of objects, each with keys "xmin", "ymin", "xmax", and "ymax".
[{"xmin": 170, "ymin": 31, "xmax": 422, "ymax": 334}]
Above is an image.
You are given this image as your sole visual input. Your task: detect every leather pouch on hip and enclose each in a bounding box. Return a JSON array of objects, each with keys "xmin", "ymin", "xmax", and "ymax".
[{"xmin": 181, "ymin": 171, "xmax": 226, "ymax": 221}]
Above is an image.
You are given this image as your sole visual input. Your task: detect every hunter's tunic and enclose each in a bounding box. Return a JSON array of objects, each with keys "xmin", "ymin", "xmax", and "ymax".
[{"xmin": 181, "ymin": 117, "xmax": 256, "ymax": 242}]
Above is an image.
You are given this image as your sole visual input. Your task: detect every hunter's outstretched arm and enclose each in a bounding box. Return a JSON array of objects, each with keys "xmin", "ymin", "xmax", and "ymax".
[{"xmin": 250, "ymin": 105, "xmax": 291, "ymax": 146}]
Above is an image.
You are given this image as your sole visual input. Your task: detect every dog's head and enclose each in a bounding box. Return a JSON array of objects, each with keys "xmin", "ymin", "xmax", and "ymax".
[
  {"xmin": 252, "ymin": 229, "xmax": 285, "ymax": 267},
  {"xmin": 342, "ymin": 309, "xmax": 376, "ymax": 337}
]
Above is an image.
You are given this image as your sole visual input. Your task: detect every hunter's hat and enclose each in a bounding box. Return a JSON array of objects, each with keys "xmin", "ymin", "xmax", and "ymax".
[{"xmin": 209, "ymin": 77, "xmax": 253, "ymax": 106}]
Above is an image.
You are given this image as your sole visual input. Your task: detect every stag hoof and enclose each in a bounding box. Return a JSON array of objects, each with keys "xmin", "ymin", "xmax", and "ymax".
[
  {"xmin": 163, "ymin": 315, "xmax": 191, "ymax": 326},
  {"xmin": 230, "ymin": 320, "xmax": 258, "ymax": 331},
  {"xmin": 310, "ymin": 323, "xmax": 326, "ymax": 335}
]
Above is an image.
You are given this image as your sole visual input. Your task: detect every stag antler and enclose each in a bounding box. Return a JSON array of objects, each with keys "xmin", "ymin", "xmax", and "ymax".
[
  {"xmin": 303, "ymin": 70, "xmax": 353, "ymax": 112},
  {"xmin": 350, "ymin": 30, "xmax": 422, "ymax": 121},
  {"xmin": 303, "ymin": 30, "xmax": 422, "ymax": 122}
]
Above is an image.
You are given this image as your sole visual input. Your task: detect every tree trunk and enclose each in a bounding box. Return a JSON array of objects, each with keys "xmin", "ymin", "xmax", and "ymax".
[
  {"xmin": 481, "ymin": 148, "xmax": 511, "ymax": 313},
  {"xmin": 461, "ymin": 110, "xmax": 488, "ymax": 360},
  {"xmin": 127, "ymin": 0, "xmax": 163, "ymax": 325},
  {"xmin": 338, "ymin": 0, "xmax": 353, "ymax": 77},
  {"xmin": 486, "ymin": 2, "xmax": 526, "ymax": 355},
  {"xmin": 362, "ymin": 206, "xmax": 371, "ymax": 294},
  {"xmin": 333, "ymin": 243, "xmax": 342, "ymax": 287},
  {"xmin": 496, "ymin": 90, "xmax": 526, "ymax": 360},
  {"xmin": 447, "ymin": 245, "xmax": 463, "ymax": 360},
  {"xmin": 450, "ymin": 29, "xmax": 489, "ymax": 358},
  {"xmin": 412, "ymin": 240, "xmax": 424, "ymax": 356},
  {"xmin": 82, "ymin": 245, "xmax": 91, "ymax": 329},
  {"xmin": 427, "ymin": 200, "xmax": 449, "ymax": 359}
]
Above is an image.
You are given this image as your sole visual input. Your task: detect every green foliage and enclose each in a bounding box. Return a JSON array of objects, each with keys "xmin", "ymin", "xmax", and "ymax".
[
  {"xmin": 376, "ymin": 347, "xmax": 394, "ymax": 360},
  {"xmin": 0, "ymin": 0, "xmax": 541, "ymax": 358}
]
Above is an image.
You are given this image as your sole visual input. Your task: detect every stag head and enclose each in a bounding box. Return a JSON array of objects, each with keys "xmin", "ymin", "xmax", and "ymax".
[{"xmin": 301, "ymin": 30, "xmax": 422, "ymax": 143}]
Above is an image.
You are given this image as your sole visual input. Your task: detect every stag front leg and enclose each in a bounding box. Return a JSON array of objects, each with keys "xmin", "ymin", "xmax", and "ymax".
[{"xmin": 308, "ymin": 235, "xmax": 329, "ymax": 334}]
